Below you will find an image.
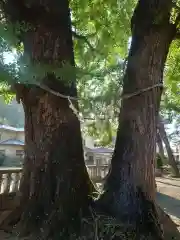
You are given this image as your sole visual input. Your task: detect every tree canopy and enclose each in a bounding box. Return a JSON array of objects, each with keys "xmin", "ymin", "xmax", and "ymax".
[{"xmin": 0, "ymin": 0, "xmax": 180, "ymax": 144}]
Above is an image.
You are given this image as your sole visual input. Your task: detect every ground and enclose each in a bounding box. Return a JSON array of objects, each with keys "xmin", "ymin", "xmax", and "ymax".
[
  {"xmin": 156, "ymin": 176, "xmax": 180, "ymax": 231},
  {"xmin": 1, "ymin": 176, "xmax": 180, "ymax": 239}
]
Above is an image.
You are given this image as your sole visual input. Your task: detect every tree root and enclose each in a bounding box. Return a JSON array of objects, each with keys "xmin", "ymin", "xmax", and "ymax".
[
  {"xmin": 0, "ymin": 195, "xmax": 180, "ymax": 240},
  {"xmin": 158, "ymin": 206, "xmax": 180, "ymax": 240},
  {"xmin": 0, "ymin": 193, "xmax": 21, "ymax": 232},
  {"xmin": 0, "ymin": 206, "xmax": 21, "ymax": 232}
]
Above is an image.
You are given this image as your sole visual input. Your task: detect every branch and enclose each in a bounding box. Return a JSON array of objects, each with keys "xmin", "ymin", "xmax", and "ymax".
[
  {"xmin": 35, "ymin": 82, "xmax": 77, "ymax": 100},
  {"xmin": 72, "ymin": 30, "xmax": 96, "ymax": 52}
]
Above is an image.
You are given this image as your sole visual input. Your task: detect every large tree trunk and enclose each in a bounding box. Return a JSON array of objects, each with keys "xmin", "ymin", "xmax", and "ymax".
[
  {"xmin": 4, "ymin": 0, "xmax": 95, "ymax": 237},
  {"xmin": 158, "ymin": 116, "xmax": 180, "ymax": 177},
  {"xmin": 97, "ymin": 1, "xmax": 176, "ymax": 238},
  {"xmin": 19, "ymin": 90, "xmax": 95, "ymax": 236}
]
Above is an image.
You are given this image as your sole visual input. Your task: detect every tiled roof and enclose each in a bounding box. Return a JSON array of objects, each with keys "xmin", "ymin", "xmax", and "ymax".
[
  {"xmin": 0, "ymin": 139, "xmax": 24, "ymax": 146},
  {"xmin": 0, "ymin": 125, "xmax": 24, "ymax": 132},
  {"xmin": 85, "ymin": 147, "xmax": 113, "ymax": 154}
]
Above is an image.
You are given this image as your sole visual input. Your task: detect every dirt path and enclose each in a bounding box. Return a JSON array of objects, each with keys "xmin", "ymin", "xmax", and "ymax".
[{"xmin": 156, "ymin": 176, "xmax": 180, "ymax": 230}]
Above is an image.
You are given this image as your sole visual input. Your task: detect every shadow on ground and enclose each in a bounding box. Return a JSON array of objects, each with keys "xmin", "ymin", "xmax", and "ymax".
[
  {"xmin": 163, "ymin": 176, "xmax": 180, "ymax": 181},
  {"xmin": 156, "ymin": 180, "xmax": 180, "ymax": 188},
  {"xmin": 157, "ymin": 192, "xmax": 180, "ymax": 219}
]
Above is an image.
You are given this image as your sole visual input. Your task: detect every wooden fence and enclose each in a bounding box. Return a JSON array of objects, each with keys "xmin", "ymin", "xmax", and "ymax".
[{"xmin": 0, "ymin": 165, "xmax": 109, "ymax": 194}]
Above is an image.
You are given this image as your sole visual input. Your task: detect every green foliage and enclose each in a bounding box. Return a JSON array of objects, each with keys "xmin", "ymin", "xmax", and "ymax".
[
  {"xmin": 160, "ymin": 40, "xmax": 180, "ymax": 135},
  {"xmin": 83, "ymin": 119, "xmax": 117, "ymax": 146},
  {"xmin": 0, "ymin": 0, "xmax": 136, "ymax": 88},
  {"xmin": 0, "ymin": 0, "xmax": 180, "ymax": 145},
  {"xmin": 71, "ymin": 0, "xmax": 136, "ymax": 60}
]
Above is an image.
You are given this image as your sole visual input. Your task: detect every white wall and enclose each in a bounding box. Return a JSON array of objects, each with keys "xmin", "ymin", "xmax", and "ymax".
[
  {"xmin": 84, "ymin": 136, "xmax": 94, "ymax": 148},
  {"xmin": 0, "ymin": 130, "xmax": 16, "ymax": 141},
  {"xmin": 0, "ymin": 145, "xmax": 24, "ymax": 167},
  {"xmin": 0, "ymin": 130, "xmax": 24, "ymax": 142},
  {"xmin": 0, "ymin": 145, "xmax": 24, "ymax": 158},
  {"xmin": 16, "ymin": 132, "xmax": 24, "ymax": 142}
]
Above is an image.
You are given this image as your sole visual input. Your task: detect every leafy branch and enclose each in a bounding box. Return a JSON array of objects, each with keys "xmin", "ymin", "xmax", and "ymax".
[{"xmin": 72, "ymin": 30, "xmax": 96, "ymax": 52}]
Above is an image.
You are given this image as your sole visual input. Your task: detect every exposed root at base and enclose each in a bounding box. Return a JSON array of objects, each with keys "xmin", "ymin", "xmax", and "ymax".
[
  {"xmin": 0, "ymin": 193, "xmax": 179, "ymax": 240},
  {"xmin": 0, "ymin": 205, "xmax": 180, "ymax": 240}
]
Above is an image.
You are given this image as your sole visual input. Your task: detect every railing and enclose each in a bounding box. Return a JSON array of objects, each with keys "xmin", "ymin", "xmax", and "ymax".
[
  {"xmin": 86, "ymin": 164, "xmax": 109, "ymax": 182},
  {"xmin": 0, "ymin": 165, "xmax": 109, "ymax": 194},
  {"xmin": 0, "ymin": 167, "xmax": 22, "ymax": 194}
]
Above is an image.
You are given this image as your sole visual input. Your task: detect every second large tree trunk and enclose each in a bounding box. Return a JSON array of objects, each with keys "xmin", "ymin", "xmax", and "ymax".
[
  {"xmin": 156, "ymin": 131, "xmax": 165, "ymax": 162},
  {"xmin": 97, "ymin": 1, "xmax": 176, "ymax": 238},
  {"xmin": 158, "ymin": 116, "xmax": 180, "ymax": 177}
]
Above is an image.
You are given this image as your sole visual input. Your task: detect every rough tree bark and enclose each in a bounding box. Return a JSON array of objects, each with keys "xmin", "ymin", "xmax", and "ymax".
[
  {"xmin": 2, "ymin": 0, "xmax": 180, "ymax": 239},
  {"xmin": 158, "ymin": 116, "xmax": 180, "ymax": 177},
  {"xmin": 97, "ymin": 0, "xmax": 176, "ymax": 239},
  {"xmin": 2, "ymin": 0, "xmax": 95, "ymax": 238}
]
